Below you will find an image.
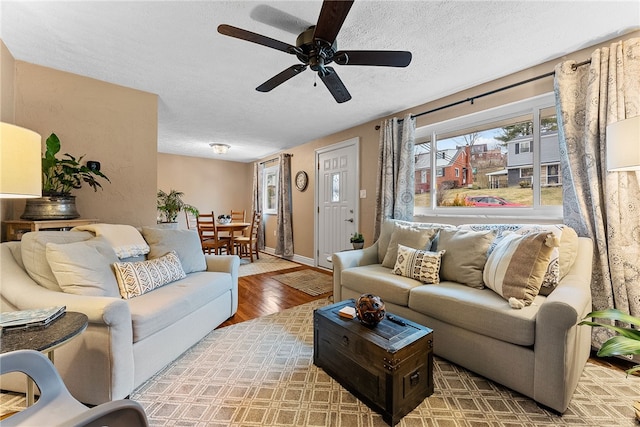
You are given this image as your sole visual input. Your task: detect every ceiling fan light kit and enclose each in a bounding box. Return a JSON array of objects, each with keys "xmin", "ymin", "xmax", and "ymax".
[
  {"xmin": 210, "ymin": 143, "xmax": 231, "ymax": 154},
  {"xmin": 217, "ymin": 0, "xmax": 412, "ymax": 103}
]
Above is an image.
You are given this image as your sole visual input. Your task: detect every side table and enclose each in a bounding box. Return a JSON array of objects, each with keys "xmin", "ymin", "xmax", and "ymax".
[
  {"xmin": 0, "ymin": 312, "xmax": 89, "ymax": 406},
  {"xmin": 2, "ymin": 219, "xmax": 98, "ymax": 241}
]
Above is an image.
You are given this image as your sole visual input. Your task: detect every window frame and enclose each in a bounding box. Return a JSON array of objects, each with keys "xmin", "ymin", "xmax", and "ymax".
[
  {"xmin": 263, "ymin": 164, "xmax": 279, "ymax": 215},
  {"xmin": 413, "ymin": 92, "xmax": 562, "ymax": 220}
]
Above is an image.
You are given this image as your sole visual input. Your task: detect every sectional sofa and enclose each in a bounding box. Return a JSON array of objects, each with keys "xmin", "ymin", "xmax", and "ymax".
[
  {"xmin": 333, "ymin": 219, "xmax": 593, "ymax": 413},
  {"xmin": 0, "ymin": 225, "xmax": 239, "ymax": 405}
]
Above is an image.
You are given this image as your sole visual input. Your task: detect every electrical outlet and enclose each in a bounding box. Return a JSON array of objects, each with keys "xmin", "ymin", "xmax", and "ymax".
[{"xmin": 360, "ymin": 189, "xmax": 366, "ymax": 198}]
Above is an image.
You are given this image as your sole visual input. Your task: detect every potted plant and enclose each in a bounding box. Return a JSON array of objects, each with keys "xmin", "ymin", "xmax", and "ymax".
[
  {"xmin": 157, "ymin": 189, "xmax": 198, "ymax": 225},
  {"xmin": 21, "ymin": 133, "xmax": 110, "ymax": 220},
  {"xmin": 350, "ymin": 232, "xmax": 365, "ymax": 249},
  {"xmin": 579, "ymin": 309, "xmax": 640, "ymax": 419}
]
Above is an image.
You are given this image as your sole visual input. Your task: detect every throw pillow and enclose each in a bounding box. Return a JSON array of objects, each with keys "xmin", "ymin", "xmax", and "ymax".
[
  {"xmin": 483, "ymin": 232, "xmax": 559, "ymax": 308},
  {"xmin": 393, "ymin": 244, "xmax": 445, "ymax": 284},
  {"xmin": 140, "ymin": 226, "xmax": 206, "ymax": 274},
  {"xmin": 381, "ymin": 224, "xmax": 438, "ymax": 268},
  {"xmin": 46, "ymin": 238, "xmax": 120, "ymax": 297},
  {"xmin": 72, "ymin": 223, "xmax": 150, "ymax": 258},
  {"xmin": 113, "ymin": 251, "xmax": 186, "ymax": 299},
  {"xmin": 459, "ymin": 223, "xmax": 569, "ymax": 295},
  {"xmin": 436, "ymin": 229, "xmax": 495, "ymax": 289},
  {"xmin": 20, "ymin": 231, "xmax": 94, "ymax": 291}
]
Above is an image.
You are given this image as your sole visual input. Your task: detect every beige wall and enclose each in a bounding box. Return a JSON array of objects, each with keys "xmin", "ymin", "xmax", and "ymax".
[
  {"xmin": 257, "ymin": 30, "xmax": 640, "ymax": 258},
  {"xmin": 157, "ymin": 153, "xmax": 252, "ymax": 228},
  {"xmin": 0, "ymin": 41, "xmax": 17, "ymax": 226},
  {"xmin": 3, "ymin": 58, "xmax": 159, "ymax": 228}
]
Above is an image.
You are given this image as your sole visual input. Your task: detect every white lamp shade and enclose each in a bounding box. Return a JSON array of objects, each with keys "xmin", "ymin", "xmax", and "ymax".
[
  {"xmin": 606, "ymin": 115, "xmax": 640, "ymax": 172},
  {"xmin": 0, "ymin": 123, "xmax": 42, "ymax": 198}
]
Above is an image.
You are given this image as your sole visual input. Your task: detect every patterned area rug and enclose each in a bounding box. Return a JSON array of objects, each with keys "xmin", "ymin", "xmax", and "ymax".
[
  {"xmin": 271, "ymin": 270, "xmax": 333, "ymax": 296},
  {"xmin": 129, "ymin": 300, "xmax": 640, "ymax": 427},
  {"xmin": 238, "ymin": 252, "xmax": 300, "ymax": 277}
]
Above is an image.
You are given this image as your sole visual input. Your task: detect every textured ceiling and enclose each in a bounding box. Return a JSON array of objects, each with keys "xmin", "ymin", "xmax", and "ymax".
[{"xmin": 1, "ymin": 1, "xmax": 638, "ymax": 163}]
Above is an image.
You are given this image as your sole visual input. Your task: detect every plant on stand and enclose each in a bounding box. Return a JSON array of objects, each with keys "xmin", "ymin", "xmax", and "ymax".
[
  {"xmin": 156, "ymin": 189, "xmax": 198, "ymax": 225},
  {"xmin": 579, "ymin": 309, "xmax": 640, "ymax": 420},
  {"xmin": 350, "ymin": 232, "xmax": 364, "ymax": 249},
  {"xmin": 21, "ymin": 133, "xmax": 110, "ymax": 220}
]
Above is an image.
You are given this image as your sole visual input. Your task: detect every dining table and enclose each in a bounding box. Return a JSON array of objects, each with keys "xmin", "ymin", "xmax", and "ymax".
[{"xmin": 217, "ymin": 222, "xmax": 250, "ymax": 255}]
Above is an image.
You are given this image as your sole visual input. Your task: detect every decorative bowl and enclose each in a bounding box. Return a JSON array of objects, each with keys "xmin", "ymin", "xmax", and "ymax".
[
  {"xmin": 355, "ymin": 294, "xmax": 386, "ymax": 327},
  {"xmin": 217, "ymin": 216, "xmax": 231, "ymax": 224}
]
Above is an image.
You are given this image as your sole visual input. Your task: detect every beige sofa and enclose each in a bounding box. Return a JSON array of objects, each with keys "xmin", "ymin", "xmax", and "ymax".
[
  {"xmin": 0, "ymin": 226, "xmax": 239, "ymax": 405},
  {"xmin": 333, "ymin": 219, "xmax": 593, "ymax": 413}
]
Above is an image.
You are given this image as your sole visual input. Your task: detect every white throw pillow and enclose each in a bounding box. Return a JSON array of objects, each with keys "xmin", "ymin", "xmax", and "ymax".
[{"xmin": 393, "ymin": 244, "xmax": 445, "ymax": 284}]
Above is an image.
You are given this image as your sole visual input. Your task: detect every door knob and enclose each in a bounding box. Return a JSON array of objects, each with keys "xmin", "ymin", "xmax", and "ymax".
[{"xmin": 345, "ymin": 218, "xmax": 354, "ymax": 223}]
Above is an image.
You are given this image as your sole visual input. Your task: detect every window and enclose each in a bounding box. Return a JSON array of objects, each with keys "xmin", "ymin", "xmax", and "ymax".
[
  {"xmin": 414, "ymin": 93, "xmax": 561, "ymax": 215},
  {"xmin": 263, "ymin": 165, "xmax": 278, "ymax": 215}
]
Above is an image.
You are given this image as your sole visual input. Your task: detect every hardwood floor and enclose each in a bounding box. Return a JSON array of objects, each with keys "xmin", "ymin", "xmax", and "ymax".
[{"xmin": 217, "ymin": 262, "xmax": 332, "ymax": 328}]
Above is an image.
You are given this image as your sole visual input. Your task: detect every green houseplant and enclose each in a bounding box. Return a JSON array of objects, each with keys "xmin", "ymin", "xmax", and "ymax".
[
  {"xmin": 21, "ymin": 133, "xmax": 110, "ymax": 220},
  {"xmin": 579, "ymin": 309, "xmax": 640, "ymax": 420},
  {"xmin": 350, "ymin": 232, "xmax": 364, "ymax": 249},
  {"xmin": 156, "ymin": 189, "xmax": 198, "ymax": 224}
]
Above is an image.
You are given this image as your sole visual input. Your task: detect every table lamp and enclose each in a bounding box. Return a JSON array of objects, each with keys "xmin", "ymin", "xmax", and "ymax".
[
  {"xmin": 607, "ymin": 115, "xmax": 640, "ymax": 172},
  {"xmin": 0, "ymin": 122, "xmax": 42, "ymax": 198}
]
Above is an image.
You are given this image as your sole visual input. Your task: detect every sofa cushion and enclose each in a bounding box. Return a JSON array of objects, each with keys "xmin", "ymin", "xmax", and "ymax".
[
  {"xmin": 113, "ymin": 251, "xmax": 186, "ymax": 299},
  {"xmin": 21, "ymin": 231, "xmax": 94, "ymax": 291},
  {"xmin": 341, "ymin": 264, "xmax": 424, "ymax": 306},
  {"xmin": 408, "ymin": 282, "xmax": 542, "ymax": 346},
  {"xmin": 393, "ymin": 244, "xmax": 445, "ymax": 284},
  {"xmin": 377, "ymin": 220, "xmax": 452, "ymax": 264},
  {"xmin": 483, "ymin": 232, "xmax": 558, "ymax": 308},
  {"xmin": 46, "ymin": 238, "xmax": 120, "ymax": 297},
  {"xmin": 436, "ymin": 229, "xmax": 495, "ymax": 289},
  {"xmin": 127, "ymin": 271, "xmax": 232, "ymax": 342},
  {"xmin": 381, "ymin": 224, "xmax": 438, "ymax": 268},
  {"xmin": 459, "ymin": 223, "xmax": 573, "ymax": 296},
  {"xmin": 140, "ymin": 226, "xmax": 206, "ymax": 274}
]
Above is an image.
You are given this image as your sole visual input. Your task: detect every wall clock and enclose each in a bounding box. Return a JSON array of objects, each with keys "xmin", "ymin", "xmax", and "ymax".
[{"xmin": 295, "ymin": 171, "xmax": 308, "ymax": 191}]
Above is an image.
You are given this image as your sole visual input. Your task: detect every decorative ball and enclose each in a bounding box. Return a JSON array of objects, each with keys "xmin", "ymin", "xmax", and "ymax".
[{"xmin": 355, "ymin": 294, "xmax": 386, "ymax": 327}]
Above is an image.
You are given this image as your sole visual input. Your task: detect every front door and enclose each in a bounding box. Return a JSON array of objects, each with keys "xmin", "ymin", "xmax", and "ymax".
[{"xmin": 316, "ymin": 138, "xmax": 359, "ymax": 269}]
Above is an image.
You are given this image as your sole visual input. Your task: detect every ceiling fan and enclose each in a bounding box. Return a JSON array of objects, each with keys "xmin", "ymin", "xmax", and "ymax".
[{"xmin": 217, "ymin": 0, "xmax": 412, "ymax": 103}]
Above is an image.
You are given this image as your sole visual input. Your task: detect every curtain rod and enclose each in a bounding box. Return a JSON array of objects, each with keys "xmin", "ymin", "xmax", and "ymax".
[
  {"xmin": 375, "ymin": 58, "xmax": 592, "ymax": 130},
  {"xmin": 258, "ymin": 153, "xmax": 293, "ymax": 165}
]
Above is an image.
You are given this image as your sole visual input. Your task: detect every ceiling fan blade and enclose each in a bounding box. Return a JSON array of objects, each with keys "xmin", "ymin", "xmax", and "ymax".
[
  {"xmin": 256, "ymin": 64, "xmax": 307, "ymax": 92},
  {"xmin": 334, "ymin": 50, "xmax": 412, "ymax": 67},
  {"xmin": 319, "ymin": 67, "xmax": 352, "ymax": 103},
  {"xmin": 217, "ymin": 24, "xmax": 297, "ymax": 54},
  {"xmin": 313, "ymin": 0, "xmax": 354, "ymax": 46}
]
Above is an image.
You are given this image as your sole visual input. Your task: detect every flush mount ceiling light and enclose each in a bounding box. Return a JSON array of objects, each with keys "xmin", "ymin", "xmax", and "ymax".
[{"xmin": 210, "ymin": 143, "xmax": 230, "ymax": 155}]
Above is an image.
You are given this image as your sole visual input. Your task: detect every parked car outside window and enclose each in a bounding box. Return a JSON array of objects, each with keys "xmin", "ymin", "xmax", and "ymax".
[{"xmin": 464, "ymin": 196, "xmax": 524, "ymax": 207}]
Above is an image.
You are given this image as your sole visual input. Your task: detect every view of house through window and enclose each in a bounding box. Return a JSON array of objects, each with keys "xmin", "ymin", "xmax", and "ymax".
[{"xmin": 414, "ymin": 95, "xmax": 561, "ymax": 211}]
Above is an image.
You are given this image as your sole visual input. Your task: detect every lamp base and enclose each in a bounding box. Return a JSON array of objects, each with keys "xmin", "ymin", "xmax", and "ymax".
[{"xmin": 21, "ymin": 196, "xmax": 80, "ymax": 220}]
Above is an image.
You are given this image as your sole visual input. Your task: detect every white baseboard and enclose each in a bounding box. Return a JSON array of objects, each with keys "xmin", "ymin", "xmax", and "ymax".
[{"xmin": 262, "ymin": 247, "xmax": 316, "ymax": 268}]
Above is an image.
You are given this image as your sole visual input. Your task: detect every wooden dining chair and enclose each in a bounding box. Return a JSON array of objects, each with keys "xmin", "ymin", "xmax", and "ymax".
[
  {"xmin": 196, "ymin": 212, "xmax": 228, "ymax": 255},
  {"xmin": 230, "ymin": 210, "xmax": 246, "ymax": 222},
  {"xmin": 235, "ymin": 211, "xmax": 261, "ymax": 262},
  {"xmin": 185, "ymin": 210, "xmax": 198, "ymax": 230}
]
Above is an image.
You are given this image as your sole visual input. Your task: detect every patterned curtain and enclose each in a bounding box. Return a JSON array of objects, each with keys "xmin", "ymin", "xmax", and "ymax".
[
  {"xmin": 252, "ymin": 162, "xmax": 265, "ymax": 250},
  {"xmin": 275, "ymin": 153, "xmax": 294, "ymax": 257},
  {"xmin": 554, "ymin": 37, "xmax": 640, "ymax": 350},
  {"xmin": 373, "ymin": 113, "xmax": 416, "ymax": 240}
]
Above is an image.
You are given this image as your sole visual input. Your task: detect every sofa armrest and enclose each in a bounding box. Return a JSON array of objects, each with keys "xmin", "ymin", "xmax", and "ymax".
[
  {"xmin": 533, "ymin": 237, "xmax": 593, "ymax": 412},
  {"xmin": 332, "ymin": 243, "xmax": 379, "ymax": 301},
  {"xmin": 204, "ymin": 254, "xmax": 240, "ymax": 315}
]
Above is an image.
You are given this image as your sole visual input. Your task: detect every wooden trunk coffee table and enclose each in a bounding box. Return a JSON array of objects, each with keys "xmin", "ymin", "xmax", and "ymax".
[{"xmin": 313, "ymin": 299, "xmax": 434, "ymax": 426}]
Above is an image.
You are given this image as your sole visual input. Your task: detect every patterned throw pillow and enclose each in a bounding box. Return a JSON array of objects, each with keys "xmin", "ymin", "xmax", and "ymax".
[
  {"xmin": 113, "ymin": 251, "xmax": 186, "ymax": 299},
  {"xmin": 460, "ymin": 224, "xmax": 566, "ymax": 295},
  {"xmin": 483, "ymin": 232, "xmax": 559, "ymax": 308},
  {"xmin": 393, "ymin": 244, "xmax": 445, "ymax": 284}
]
